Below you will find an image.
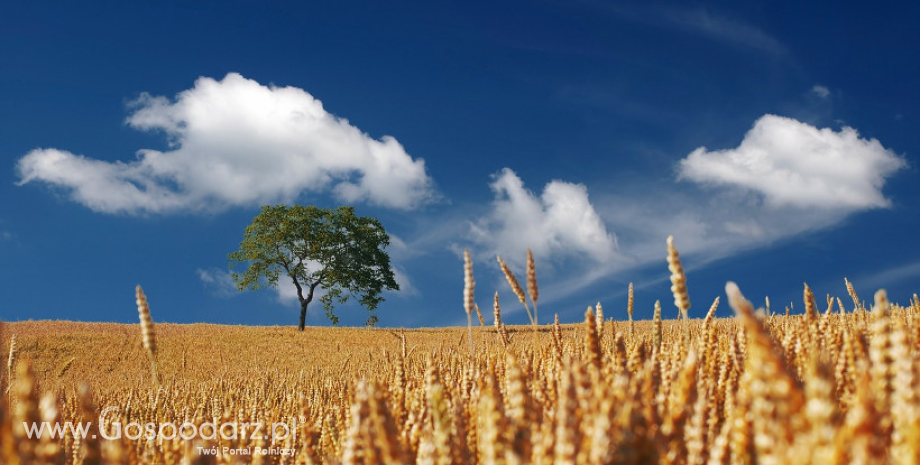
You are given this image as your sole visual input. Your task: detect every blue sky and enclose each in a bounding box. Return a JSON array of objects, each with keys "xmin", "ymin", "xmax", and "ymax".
[{"xmin": 2, "ymin": 1, "xmax": 918, "ymax": 327}]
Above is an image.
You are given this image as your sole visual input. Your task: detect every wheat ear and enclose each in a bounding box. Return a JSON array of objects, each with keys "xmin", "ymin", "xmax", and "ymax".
[
  {"xmin": 463, "ymin": 249, "xmax": 476, "ymax": 355},
  {"xmin": 667, "ymin": 235, "xmax": 691, "ymax": 344},
  {"xmin": 726, "ymin": 281, "xmax": 807, "ymax": 461},
  {"xmin": 136, "ymin": 285, "xmax": 160, "ymax": 386},
  {"xmin": 497, "ymin": 255, "xmax": 534, "ymax": 325},
  {"xmin": 845, "ymin": 277, "xmax": 860, "ymax": 312},
  {"xmin": 595, "ymin": 301, "xmax": 605, "ymax": 339},
  {"xmin": 78, "ymin": 383, "xmax": 102, "ymax": 465},
  {"xmin": 804, "ymin": 282, "xmax": 817, "ymax": 324},
  {"xmin": 552, "ymin": 313, "xmax": 563, "ymax": 358},
  {"xmin": 585, "ymin": 307, "xmax": 602, "ymax": 371},
  {"xmin": 526, "ymin": 249, "xmax": 539, "ymax": 325},
  {"xmin": 57, "ymin": 357, "xmax": 75, "ymax": 378},
  {"xmin": 627, "ymin": 282, "xmax": 635, "ymax": 338}
]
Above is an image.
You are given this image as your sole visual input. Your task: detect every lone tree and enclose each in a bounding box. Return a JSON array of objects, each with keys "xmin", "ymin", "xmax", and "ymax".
[{"xmin": 229, "ymin": 205, "xmax": 399, "ymax": 329}]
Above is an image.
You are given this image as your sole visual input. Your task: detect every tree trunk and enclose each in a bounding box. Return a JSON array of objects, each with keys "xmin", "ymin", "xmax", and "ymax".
[
  {"xmin": 297, "ymin": 281, "xmax": 320, "ymax": 331},
  {"xmin": 299, "ymin": 300, "xmax": 309, "ymax": 331}
]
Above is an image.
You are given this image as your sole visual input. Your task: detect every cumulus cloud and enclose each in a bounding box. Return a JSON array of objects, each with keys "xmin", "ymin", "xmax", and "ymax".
[
  {"xmin": 470, "ymin": 168, "xmax": 618, "ymax": 264},
  {"xmin": 678, "ymin": 114, "xmax": 906, "ymax": 210},
  {"xmin": 17, "ymin": 73, "xmax": 436, "ymax": 214},
  {"xmin": 592, "ymin": 114, "xmax": 906, "ymax": 273}
]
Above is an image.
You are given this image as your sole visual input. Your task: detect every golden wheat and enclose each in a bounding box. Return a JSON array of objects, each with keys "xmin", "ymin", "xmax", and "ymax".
[{"xmin": 0, "ymin": 238, "xmax": 918, "ymax": 465}]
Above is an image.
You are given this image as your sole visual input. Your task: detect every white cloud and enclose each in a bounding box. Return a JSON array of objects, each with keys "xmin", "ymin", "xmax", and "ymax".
[
  {"xmin": 196, "ymin": 268, "xmax": 239, "ymax": 298},
  {"xmin": 678, "ymin": 114, "xmax": 906, "ymax": 210},
  {"xmin": 811, "ymin": 85, "xmax": 830, "ymax": 99},
  {"xmin": 589, "ymin": 115, "xmax": 906, "ymax": 276},
  {"xmin": 470, "ymin": 168, "xmax": 618, "ymax": 264},
  {"xmin": 392, "ymin": 266, "xmax": 419, "ymax": 297},
  {"xmin": 275, "ymin": 279, "xmax": 303, "ymax": 305},
  {"xmin": 17, "ymin": 73, "xmax": 436, "ymax": 214}
]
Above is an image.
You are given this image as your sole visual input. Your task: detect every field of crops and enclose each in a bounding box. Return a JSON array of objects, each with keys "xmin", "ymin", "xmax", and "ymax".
[{"xmin": 1, "ymin": 242, "xmax": 919, "ymax": 464}]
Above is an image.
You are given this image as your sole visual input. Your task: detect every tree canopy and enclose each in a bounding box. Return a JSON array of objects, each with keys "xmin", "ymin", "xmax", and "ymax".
[{"xmin": 229, "ymin": 205, "xmax": 399, "ymax": 328}]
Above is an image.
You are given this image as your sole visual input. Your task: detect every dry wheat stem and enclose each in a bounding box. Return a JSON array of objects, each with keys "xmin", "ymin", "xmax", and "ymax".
[
  {"xmin": 667, "ymin": 235, "xmax": 691, "ymax": 345},
  {"xmin": 6, "ymin": 334, "xmax": 16, "ymax": 396},
  {"xmin": 845, "ymin": 277, "xmax": 861, "ymax": 312},
  {"xmin": 135, "ymin": 285, "xmax": 160, "ymax": 386},
  {"xmin": 463, "ymin": 249, "xmax": 476, "ymax": 355},
  {"xmin": 628, "ymin": 282, "xmax": 635, "ymax": 338},
  {"xmin": 497, "ymin": 255, "xmax": 534, "ymax": 326},
  {"xmin": 527, "ymin": 248, "xmax": 539, "ymax": 325}
]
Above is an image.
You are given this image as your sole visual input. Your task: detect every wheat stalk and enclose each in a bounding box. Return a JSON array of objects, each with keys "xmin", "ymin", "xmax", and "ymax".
[
  {"xmin": 497, "ymin": 255, "xmax": 534, "ymax": 326},
  {"xmin": 57, "ymin": 357, "xmax": 75, "ymax": 378},
  {"xmin": 135, "ymin": 285, "xmax": 160, "ymax": 386},
  {"xmin": 77, "ymin": 383, "xmax": 102, "ymax": 465},
  {"xmin": 585, "ymin": 306, "xmax": 601, "ymax": 371},
  {"xmin": 463, "ymin": 249, "xmax": 476, "ymax": 355},
  {"xmin": 627, "ymin": 282, "xmax": 635, "ymax": 338},
  {"xmin": 667, "ymin": 235, "xmax": 691, "ymax": 344},
  {"xmin": 11, "ymin": 361, "xmax": 41, "ymax": 463},
  {"xmin": 845, "ymin": 277, "xmax": 861, "ymax": 312},
  {"xmin": 804, "ymin": 282, "xmax": 818, "ymax": 323},
  {"xmin": 6, "ymin": 334, "xmax": 16, "ymax": 396},
  {"xmin": 494, "ymin": 291, "xmax": 509, "ymax": 348},
  {"xmin": 527, "ymin": 249, "xmax": 539, "ymax": 324},
  {"xmin": 552, "ymin": 313, "xmax": 563, "ymax": 358}
]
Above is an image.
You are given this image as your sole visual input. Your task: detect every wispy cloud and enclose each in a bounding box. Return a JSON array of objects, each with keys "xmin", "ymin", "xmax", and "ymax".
[
  {"xmin": 811, "ymin": 85, "xmax": 831, "ymax": 99},
  {"xmin": 660, "ymin": 7, "xmax": 786, "ymax": 55},
  {"xmin": 0, "ymin": 220, "xmax": 17, "ymax": 243},
  {"xmin": 391, "ymin": 267, "xmax": 419, "ymax": 297},
  {"xmin": 854, "ymin": 261, "xmax": 920, "ymax": 297},
  {"xmin": 591, "ymin": 3, "xmax": 786, "ymax": 56},
  {"xmin": 17, "ymin": 73, "xmax": 437, "ymax": 215},
  {"xmin": 196, "ymin": 268, "xmax": 238, "ymax": 298}
]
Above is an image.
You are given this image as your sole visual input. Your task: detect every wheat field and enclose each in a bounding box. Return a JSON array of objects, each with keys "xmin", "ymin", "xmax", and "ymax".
[{"xmin": 1, "ymin": 243, "xmax": 919, "ymax": 464}]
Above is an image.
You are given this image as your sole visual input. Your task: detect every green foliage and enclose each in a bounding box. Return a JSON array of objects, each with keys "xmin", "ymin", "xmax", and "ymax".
[{"xmin": 228, "ymin": 205, "xmax": 399, "ymax": 327}]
